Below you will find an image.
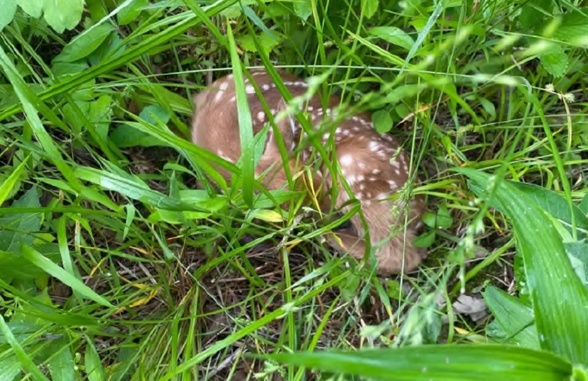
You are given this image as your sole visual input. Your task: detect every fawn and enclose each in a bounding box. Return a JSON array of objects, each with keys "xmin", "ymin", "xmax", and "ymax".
[{"xmin": 191, "ymin": 69, "xmax": 425, "ymax": 275}]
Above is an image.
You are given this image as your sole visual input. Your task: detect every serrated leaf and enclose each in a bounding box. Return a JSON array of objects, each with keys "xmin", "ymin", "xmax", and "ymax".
[
  {"xmin": 0, "ymin": 0, "xmax": 17, "ymax": 31},
  {"xmin": 369, "ymin": 26, "xmax": 414, "ymax": 51},
  {"xmin": 54, "ymin": 23, "xmax": 115, "ymax": 63},
  {"xmin": 459, "ymin": 168, "xmax": 588, "ymax": 364},
  {"xmin": 539, "ymin": 44, "xmax": 568, "ymax": 78},
  {"xmin": 237, "ymin": 33, "xmax": 280, "ymax": 56},
  {"xmin": 16, "ymin": 0, "xmax": 43, "ymax": 18},
  {"xmin": 265, "ymin": 345, "xmax": 572, "ymax": 380},
  {"xmin": 43, "ymin": 0, "xmax": 85, "ymax": 33},
  {"xmin": 552, "ymin": 10, "xmax": 588, "ymax": 44}
]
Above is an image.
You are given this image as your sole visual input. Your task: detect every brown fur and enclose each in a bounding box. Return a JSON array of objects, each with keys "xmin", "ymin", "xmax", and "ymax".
[{"xmin": 191, "ymin": 70, "xmax": 426, "ymax": 275}]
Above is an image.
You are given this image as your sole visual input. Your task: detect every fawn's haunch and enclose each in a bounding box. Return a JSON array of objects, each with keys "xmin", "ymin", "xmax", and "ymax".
[{"xmin": 191, "ymin": 70, "xmax": 426, "ymax": 275}]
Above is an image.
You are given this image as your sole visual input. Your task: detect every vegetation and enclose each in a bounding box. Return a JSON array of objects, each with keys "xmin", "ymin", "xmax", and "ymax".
[{"xmin": 0, "ymin": 0, "xmax": 587, "ymax": 380}]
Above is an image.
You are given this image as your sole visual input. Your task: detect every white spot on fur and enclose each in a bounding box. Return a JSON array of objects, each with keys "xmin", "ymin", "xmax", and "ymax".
[
  {"xmin": 262, "ymin": 84, "xmax": 270, "ymax": 91},
  {"xmin": 257, "ymin": 111, "xmax": 265, "ymax": 122},
  {"xmin": 340, "ymin": 154, "xmax": 353, "ymax": 167},
  {"xmin": 245, "ymin": 85, "xmax": 256, "ymax": 94},
  {"xmin": 369, "ymin": 141, "xmax": 380, "ymax": 152}
]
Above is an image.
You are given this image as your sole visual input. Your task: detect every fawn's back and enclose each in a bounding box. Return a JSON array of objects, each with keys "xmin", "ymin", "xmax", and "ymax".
[{"xmin": 192, "ymin": 70, "xmax": 425, "ymax": 275}]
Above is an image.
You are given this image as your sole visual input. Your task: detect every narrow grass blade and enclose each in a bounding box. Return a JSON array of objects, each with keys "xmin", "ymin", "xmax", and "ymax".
[
  {"xmin": 21, "ymin": 244, "xmax": 114, "ymax": 308},
  {"xmin": 458, "ymin": 168, "xmax": 588, "ymax": 364},
  {"xmin": 0, "ymin": 154, "xmax": 29, "ymax": 205},
  {"xmin": 265, "ymin": 345, "xmax": 572, "ymax": 381},
  {"xmin": 74, "ymin": 166, "xmax": 207, "ymax": 212},
  {"xmin": 226, "ymin": 21, "xmax": 254, "ymax": 207}
]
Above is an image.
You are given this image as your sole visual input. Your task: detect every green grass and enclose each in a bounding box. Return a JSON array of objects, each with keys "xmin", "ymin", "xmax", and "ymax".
[{"xmin": 1, "ymin": 0, "xmax": 588, "ymax": 380}]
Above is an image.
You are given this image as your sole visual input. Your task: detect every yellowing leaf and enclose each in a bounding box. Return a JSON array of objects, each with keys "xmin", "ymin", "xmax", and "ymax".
[{"xmin": 253, "ymin": 209, "xmax": 284, "ymax": 223}]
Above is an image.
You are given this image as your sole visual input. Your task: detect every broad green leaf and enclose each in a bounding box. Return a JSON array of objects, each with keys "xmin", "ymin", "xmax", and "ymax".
[
  {"xmin": 110, "ymin": 105, "xmax": 170, "ymax": 148},
  {"xmin": 362, "ymin": 0, "xmax": 378, "ymax": 19},
  {"xmin": 459, "ymin": 168, "xmax": 588, "ymax": 364},
  {"xmin": 16, "ymin": 0, "xmax": 43, "ymax": 18},
  {"xmin": 0, "ymin": 155, "xmax": 29, "ymax": 205},
  {"xmin": 0, "ymin": 187, "xmax": 41, "ymax": 253},
  {"xmin": 0, "ymin": 354, "xmax": 20, "ymax": 381},
  {"xmin": 0, "ymin": 315, "xmax": 50, "ymax": 381},
  {"xmin": 436, "ymin": 204, "xmax": 453, "ymax": 228},
  {"xmin": 372, "ymin": 109, "xmax": 393, "ymax": 134},
  {"xmin": 509, "ymin": 182, "xmax": 588, "ymax": 230},
  {"xmin": 47, "ymin": 339, "xmax": 75, "ymax": 381},
  {"xmin": 579, "ymin": 193, "xmax": 588, "ymax": 214},
  {"xmin": 539, "ymin": 44, "xmax": 568, "ymax": 78},
  {"xmin": 21, "ymin": 244, "xmax": 114, "ymax": 308},
  {"xmin": 84, "ymin": 338, "xmax": 106, "ymax": 381},
  {"xmin": 117, "ymin": 0, "xmax": 148, "ymax": 25},
  {"xmin": 265, "ymin": 345, "xmax": 572, "ymax": 380},
  {"xmin": 293, "ymin": 0, "xmax": 312, "ymax": 21},
  {"xmin": 54, "ymin": 23, "xmax": 115, "ymax": 63},
  {"xmin": 88, "ymin": 95, "xmax": 113, "ymax": 144},
  {"xmin": 42, "ymin": 0, "xmax": 84, "ymax": 33},
  {"xmin": 369, "ymin": 26, "xmax": 414, "ymax": 51},
  {"xmin": 564, "ymin": 242, "xmax": 588, "ymax": 285},
  {"xmin": 237, "ymin": 33, "xmax": 280, "ymax": 56},
  {"xmin": 109, "ymin": 122, "xmax": 168, "ymax": 148},
  {"xmin": 0, "ymin": 0, "xmax": 17, "ymax": 31},
  {"xmin": 519, "ymin": 0, "xmax": 550, "ymax": 30},
  {"xmin": 0, "ymin": 250, "xmax": 54, "ymax": 281},
  {"xmin": 381, "ymin": 84, "xmax": 428, "ymax": 105},
  {"xmin": 483, "ymin": 285, "xmax": 539, "ymax": 349},
  {"xmin": 552, "ymin": 10, "xmax": 588, "ymax": 44},
  {"xmin": 51, "ymin": 61, "xmax": 89, "ymax": 77}
]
